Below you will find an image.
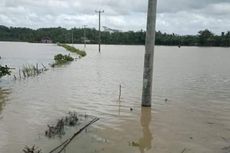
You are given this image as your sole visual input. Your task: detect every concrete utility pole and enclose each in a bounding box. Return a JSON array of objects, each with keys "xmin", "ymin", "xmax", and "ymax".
[
  {"xmin": 83, "ymin": 25, "xmax": 87, "ymax": 48},
  {"xmin": 95, "ymin": 10, "xmax": 104, "ymax": 53},
  {"xmin": 142, "ymin": 0, "xmax": 157, "ymax": 107},
  {"xmin": 71, "ymin": 29, "xmax": 74, "ymax": 46}
]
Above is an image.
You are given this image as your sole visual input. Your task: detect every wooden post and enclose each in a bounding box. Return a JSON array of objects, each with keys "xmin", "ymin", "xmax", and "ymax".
[
  {"xmin": 142, "ymin": 0, "xmax": 157, "ymax": 107},
  {"xmin": 19, "ymin": 69, "xmax": 21, "ymax": 79}
]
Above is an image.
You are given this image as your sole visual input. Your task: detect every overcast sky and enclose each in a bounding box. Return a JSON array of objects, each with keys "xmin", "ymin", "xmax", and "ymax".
[{"xmin": 0, "ymin": 0, "xmax": 230, "ymax": 35}]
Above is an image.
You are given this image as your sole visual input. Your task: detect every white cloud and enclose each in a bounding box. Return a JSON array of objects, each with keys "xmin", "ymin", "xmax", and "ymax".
[{"xmin": 0, "ymin": 0, "xmax": 230, "ymax": 34}]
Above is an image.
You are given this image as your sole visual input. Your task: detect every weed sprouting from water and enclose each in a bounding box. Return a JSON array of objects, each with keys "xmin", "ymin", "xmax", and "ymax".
[
  {"xmin": 21, "ymin": 64, "xmax": 38, "ymax": 77},
  {"xmin": 45, "ymin": 112, "xmax": 79, "ymax": 138},
  {"xmin": 23, "ymin": 145, "xmax": 42, "ymax": 153}
]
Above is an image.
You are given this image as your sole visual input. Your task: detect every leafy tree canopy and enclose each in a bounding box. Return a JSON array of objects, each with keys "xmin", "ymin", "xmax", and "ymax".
[{"xmin": 0, "ymin": 25, "xmax": 229, "ymax": 47}]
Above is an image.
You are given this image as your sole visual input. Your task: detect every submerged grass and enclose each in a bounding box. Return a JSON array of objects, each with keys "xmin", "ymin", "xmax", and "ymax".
[
  {"xmin": 45, "ymin": 112, "xmax": 79, "ymax": 138},
  {"xmin": 58, "ymin": 43, "xmax": 87, "ymax": 57},
  {"xmin": 21, "ymin": 64, "xmax": 38, "ymax": 77},
  {"xmin": 19, "ymin": 64, "xmax": 47, "ymax": 79},
  {"xmin": 23, "ymin": 146, "xmax": 41, "ymax": 153}
]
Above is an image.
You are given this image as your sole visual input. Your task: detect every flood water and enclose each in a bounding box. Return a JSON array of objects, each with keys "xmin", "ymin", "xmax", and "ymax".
[{"xmin": 0, "ymin": 42, "xmax": 230, "ymax": 153}]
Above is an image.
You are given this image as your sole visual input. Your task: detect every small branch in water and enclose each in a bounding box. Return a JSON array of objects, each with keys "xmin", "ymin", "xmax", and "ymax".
[
  {"xmin": 19, "ymin": 69, "xmax": 21, "ymax": 79},
  {"xmin": 118, "ymin": 84, "xmax": 121, "ymax": 101},
  {"xmin": 49, "ymin": 139, "xmax": 69, "ymax": 153}
]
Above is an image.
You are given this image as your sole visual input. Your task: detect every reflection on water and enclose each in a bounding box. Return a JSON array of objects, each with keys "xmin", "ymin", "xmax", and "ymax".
[
  {"xmin": 139, "ymin": 107, "xmax": 152, "ymax": 153},
  {"xmin": 0, "ymin": 88, "xmax": 10, "ymax": 115},
  {"xmin": 131, "ymin": 107, "xmax": 152, "ymax": 153}
]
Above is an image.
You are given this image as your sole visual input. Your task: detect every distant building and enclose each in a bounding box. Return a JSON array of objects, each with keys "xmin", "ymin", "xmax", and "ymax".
[{"xmin": 41, "ymin": 37, "xmax": 53, "ymax": 43}]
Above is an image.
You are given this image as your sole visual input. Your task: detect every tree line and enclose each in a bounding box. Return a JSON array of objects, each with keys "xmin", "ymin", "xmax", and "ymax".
[{"xmin": 0, "ymin": 25, "xmax": 230, "ymax": 47}]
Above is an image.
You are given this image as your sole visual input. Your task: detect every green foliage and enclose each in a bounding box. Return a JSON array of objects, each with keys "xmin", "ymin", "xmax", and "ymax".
[
  {"xmin": 0, "ymin": 25, "xmax": 230, "ymax": 47},
  {"xmin": 198, "ymin": 29, "xmax": 215, "ymax": 46},
  {"xmin": 0, "ymin": 65, "xmax": 11, "ymax": 78},
  {"xmin": 53, "ymin": 54, "xmax": 74, "ymax": 67},
  {"xmin": 58, "ymin": 44, "xmax": 86, "ymax": 57}
]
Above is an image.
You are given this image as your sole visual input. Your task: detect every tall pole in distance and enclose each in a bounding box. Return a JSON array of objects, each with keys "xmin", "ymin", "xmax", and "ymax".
[
  {"xmin": 83, "ymin": 25, "xmax": 87, "ymax": 48},
  {"xmin": 71, "ymin": 29, "xmax": 74, "ymax": 46},
  {"xmin": 95, "ymin": 10, "xmax": 104, "ymax": 53},
  {"xmin": 142, "ymin": 0, "xmax": 157, "ymax": 107}
]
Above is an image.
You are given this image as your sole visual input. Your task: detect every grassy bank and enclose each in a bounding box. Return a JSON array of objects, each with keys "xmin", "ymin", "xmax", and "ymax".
[{"xmin": 58, "ymin": 44, "xmax": 86, "ymax": 57}]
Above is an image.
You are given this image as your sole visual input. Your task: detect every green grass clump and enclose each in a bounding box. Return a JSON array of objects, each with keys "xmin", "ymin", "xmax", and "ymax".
[
  {"xmin": 52, "ymin": 54, "xmax": 74, "ymax": 67},
  {"xmin": 0, "ymin": 65, "xmax": 11, "ymax": 78},
  {"xmin": 58, "ymin": 44, "xmax": 86, "ymax": 57}
]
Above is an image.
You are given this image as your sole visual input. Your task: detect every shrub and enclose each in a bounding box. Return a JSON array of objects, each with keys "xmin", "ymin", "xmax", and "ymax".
[
  {"xmin": 0, "ymin": 65, "xmax": 11, "ymax": 78},
  {"xmin": 52, "ymin": 54, "xmax": 74, "ymax": 67}
]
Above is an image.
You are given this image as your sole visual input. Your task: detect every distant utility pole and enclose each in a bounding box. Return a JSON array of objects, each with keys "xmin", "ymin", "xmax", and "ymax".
[
  {"xmin": 71, "ymin": 29, "xmax": 74, "ymax": 46},
  {"xmin": 95, "ymin": 10, "xmax": 104, "ymax": 53},
  {"xmin": 142, "ymin": 0, "xmax": 157, "ymax": 107},
  {"xmin": 83, "ymin": 25, "xmax": 87, "ymax": 48}
]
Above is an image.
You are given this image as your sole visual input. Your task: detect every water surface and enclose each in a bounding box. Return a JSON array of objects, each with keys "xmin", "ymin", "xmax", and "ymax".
[{"xmin": 0, "ymin": 42, "xmax": 230, "ymax": 153}]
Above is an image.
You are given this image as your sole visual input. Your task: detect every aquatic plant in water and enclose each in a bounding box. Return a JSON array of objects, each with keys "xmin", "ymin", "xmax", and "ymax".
[
  {"xmin": 51, "ymin": 54, "xmax": 74, "ymax": 67},
  {"xmin": 23, "ymin": 145, "xmax": 42, "ymax": 153},
  {"xmin": 45, "ymin": 112, "xmax": 79, "ymax": 138},
  {"xmin": 0, "ymin": 65, "xmax": 11, "ymax": 78},
  {"xmin": 21, "ymin": 65, "xmax": 37, "ymax": 77},
  {"xmin": 22, "ymin": 112, "xmax": 98, "ymax": 153},
  {"xmin": 20, "ymin": 64, "xmax": 45, "ymax": 78}
]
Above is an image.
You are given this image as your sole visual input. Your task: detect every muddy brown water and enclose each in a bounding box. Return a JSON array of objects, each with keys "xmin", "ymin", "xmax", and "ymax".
[{"xmin": 0, "ymin": 42, "xmax": 230, "ymax": 153}]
